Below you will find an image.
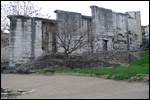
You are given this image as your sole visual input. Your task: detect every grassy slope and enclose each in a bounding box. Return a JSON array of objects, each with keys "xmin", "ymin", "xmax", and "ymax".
[{"xmin": 55, "ymin": 50, "xmax": 149, "ymax": 81}]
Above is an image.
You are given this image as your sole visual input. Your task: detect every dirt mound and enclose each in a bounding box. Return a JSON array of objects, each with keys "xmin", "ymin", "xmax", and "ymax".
[
  {"xmin": 15, "ymin": 51, "xmax": 138, "ymax": 73},
  {"xmin": 2, "ymin": 51, "xmax": 139, "ymax": 74}
]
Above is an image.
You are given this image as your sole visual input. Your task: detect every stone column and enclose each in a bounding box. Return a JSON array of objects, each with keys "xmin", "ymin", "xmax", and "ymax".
[{"xmin": 8, "ymin": 15, "xmax": 38, "ymax": 67}]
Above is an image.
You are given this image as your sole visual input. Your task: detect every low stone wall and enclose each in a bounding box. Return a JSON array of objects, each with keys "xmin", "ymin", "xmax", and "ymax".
[
  {"xmin": 105, "ymin": 51, "xmax": 138, "ymax": 64},
  {"xmin": 66, "ymin": 60, "xmax": 121, "ymax": 69},
  {"xmin": 2, "ymin": 51, "xmax": 139, "ymax": 74}
]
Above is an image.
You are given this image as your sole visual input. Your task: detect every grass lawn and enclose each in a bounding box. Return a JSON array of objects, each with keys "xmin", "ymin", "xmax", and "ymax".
[{"xmin": 55, "ymin": 50, "xmax": 149, "ymax": 81}]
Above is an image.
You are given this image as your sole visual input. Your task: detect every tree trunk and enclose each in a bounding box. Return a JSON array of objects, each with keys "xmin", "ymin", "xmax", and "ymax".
[{"xmin": 64, "ymin": 53, "xmax": 69, "ymax": 68}]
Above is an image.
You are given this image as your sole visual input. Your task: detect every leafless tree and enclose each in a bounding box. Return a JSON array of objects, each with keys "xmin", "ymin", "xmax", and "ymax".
[
  {"xmin": 56, "ymin": 22, "xmax": 88, "ymax": 55},
  {"xmin": 1, "ymin": 1, "xmax": 50, "ymax": 33}
]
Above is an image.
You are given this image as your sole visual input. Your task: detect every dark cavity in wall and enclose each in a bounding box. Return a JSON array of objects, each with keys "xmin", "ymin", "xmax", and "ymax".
[{"xmin": 103, "ymin": 40, "xmax": 108, "ymax": 51}]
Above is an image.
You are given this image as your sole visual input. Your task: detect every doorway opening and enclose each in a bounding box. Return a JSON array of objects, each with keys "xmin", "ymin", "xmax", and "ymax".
[{"xmin": 103, "ymin": 40, "xmax": 108, "ymax": 51}]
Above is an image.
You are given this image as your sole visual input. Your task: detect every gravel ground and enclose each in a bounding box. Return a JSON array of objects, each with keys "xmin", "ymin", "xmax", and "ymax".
[{"xmin": 1, "ymin": 74, "xmax": 149, "ymax": 99}]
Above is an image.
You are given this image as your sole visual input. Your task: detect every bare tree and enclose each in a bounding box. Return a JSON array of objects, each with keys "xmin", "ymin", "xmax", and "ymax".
[
  {"xmin": 56, "ymin": 22, "xmax": 88, "ymax": 55},
  {"xmin": 1, "ymin": 1, "xmax": 50, "ymax": 33}
]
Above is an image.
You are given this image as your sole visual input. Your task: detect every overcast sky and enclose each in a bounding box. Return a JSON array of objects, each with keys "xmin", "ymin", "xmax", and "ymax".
[
  {"xmin": 2, "ymin": 1, "xmax": 149, "ymax": 26},
  {"xmin": 35, "ymin": 1, "xmax": 149, "ymax": 26}
]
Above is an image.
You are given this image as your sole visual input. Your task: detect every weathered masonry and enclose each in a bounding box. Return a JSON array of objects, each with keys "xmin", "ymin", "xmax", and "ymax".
[
  {"xmin": 8, "ymin": 16, "xmax": 59, "ymax": 67},
  {"xmin": 8, "ymin": 5, "xmax": 142, "ymax": 67}
]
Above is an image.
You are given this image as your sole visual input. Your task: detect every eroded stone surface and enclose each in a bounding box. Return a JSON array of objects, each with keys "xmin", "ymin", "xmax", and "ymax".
[{"xmin": 8, "ymin": 5, "xmax": 142, "ymax": 67}]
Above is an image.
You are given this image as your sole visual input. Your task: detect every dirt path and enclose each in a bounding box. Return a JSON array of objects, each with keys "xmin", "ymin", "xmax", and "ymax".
[{"xmin": 1, "ymin": 74, "xmax": 149, "ymax": 99}]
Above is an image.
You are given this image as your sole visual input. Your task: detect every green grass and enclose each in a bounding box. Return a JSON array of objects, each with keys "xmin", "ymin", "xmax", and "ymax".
[
  {"xmin": 140, "ymin": 50, "xmax": 149, "ymax": 57},
  {"xmin": 55, "ymin": 50, "xmax": 149, "ymax": 81}
]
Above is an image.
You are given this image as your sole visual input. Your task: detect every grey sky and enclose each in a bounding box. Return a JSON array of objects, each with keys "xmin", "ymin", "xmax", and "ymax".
[{"xmin": 2, "ymin": 1, "xmax": 149, "ymax": 26}]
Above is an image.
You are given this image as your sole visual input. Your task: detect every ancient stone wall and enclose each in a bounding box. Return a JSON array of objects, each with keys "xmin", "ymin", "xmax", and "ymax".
[
  {"xmin": 112, "ymin": 12, "xmax": 127, "ymax": 50},
  {"xmin": 1, "ymin": 46, "xmax": 9, "ymax": 62},
  {"xmin": 55, "ymin": 10, "xmax": 82, "ymax": 53},
  {"xmin": 42, "ymin": 21, "xmax": 57, "ymax": 53},
  {"xmin": 127, "ymin": 11, "xmax": 142, "ymax": 51},
  {"xmin": 8, "ymin": 5, "xmax": 142, "ymax": 67},
  {"xmin": 90, "ymin": 6, "xmax": 142, "ymax": 52},
  {"xmin": 1, "ymin": 33, "xmax": 9, "ymax": 62},
  {"xmin": 91, "ymin": 6, "xmax": 114, "ymax": 52},
  {"xmin": 141, "ymin": 25, "xmax": 149, "ymax": 49},
  {"xmin": 144, "ymin": 25, "xmax": 149, "ymax": 40},
  {"xmin": 8, "ymin": 15, "xmax": 58, "ymax": 67},
  {"xmin": 10, "ymin": 51, "xmax": 138, "ymax": 73},
  {"xmin": 142, "ymin": 25, "xmax": 149, "ymax": 40},
  {"xmin": 55, "ymin": 10, "xmax": 93, "ymax": 54},
  {"xmin": 8, "ymin": 16, "xmax": 33, "ymax": 67}
]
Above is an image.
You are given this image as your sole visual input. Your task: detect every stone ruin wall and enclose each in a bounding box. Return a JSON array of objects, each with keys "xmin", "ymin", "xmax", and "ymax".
[
  {"xmin": 8, "ymin": 15, "xmax": 58, "ymax": 67},
  {"xmin": 55, "ymin": 10, "xmax": 93, "ymax": 54},
  {"xmin": 1, "ymin": 33, "xmax": 9, "ymax": 62},
  {"xmin": 127, "ymin": 11, "xmax": 142, "ymax": 50},
  {"xmin": 91, "ymin": 6, "xmax": 114, "ymax": 52},
  {"xmin": 8, "ymin": 6, "xmax": 142, "ymax": 67},
  {"xmin": 142, "ymin": 25, "xmax": 149, "ymax": 40},
  {"xmin": 90, "ymin": 6, "xmax": 142, "ymax": 52}
]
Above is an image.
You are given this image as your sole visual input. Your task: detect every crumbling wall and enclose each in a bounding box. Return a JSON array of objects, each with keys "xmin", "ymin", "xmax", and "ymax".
[
  {"xmin": 1, "ymin": 33, "xmax": 9, "ymax": 62},
  {"xmin": 8, "ymin": 6, "xmax": 142, "ymax": 67},
  {"xmin": 12, "ymin": 51, "xmax": 138, "ymax": 73},
  {"xmin": 81, "ymin": 16, "xmax": 93, "ymax": 53},
  {"xmin": 34, "ymin": 20, "xmax": 43, "ymax": 58},
  {"xmin": 42, "ymin": 22, "xmax": 51, "ymax": 53},
  {"xmin": 144, "ymin": 25, "xmax": 149, "ymax": 40},
  {"xmin": 55, "ymin": 10, "xmax": 93, "ymax": 54},
  {"xmin": 1, "ymin": 46, "xmax": 9, "ymax": 62},
  {"xmin": 91, "ymin": 6, "xmax": 115, "ymax": 52},
  {"xmin": 127, "ymin": 11, "xmax": 142, "ymax": 51},
  {"xmin": 112, "ymin": 12, "xmax": 127, "ymax": 50},
  {"xmin": 8, "ymin": 16, "xmax": 34, "ymax": 67},
  {"xmin": 90, "ymin": 6, "xmax": 142, "ymax": 52},
  {"xmin": 8, "ymin": 15, "xmax": 58, "ymax": 67},
  {"xmin": 42, "ymin": 21, "xmax": 57, "ymax": 53},
  {"xmin": 55, "ymin": 10, "xmax": 82, "ymax": 54}
]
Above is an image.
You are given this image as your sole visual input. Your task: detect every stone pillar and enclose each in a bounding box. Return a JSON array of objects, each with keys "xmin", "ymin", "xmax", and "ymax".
[{"xmin": 8, "ymin": 15, "xmax": 43, "ymax": 67}]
